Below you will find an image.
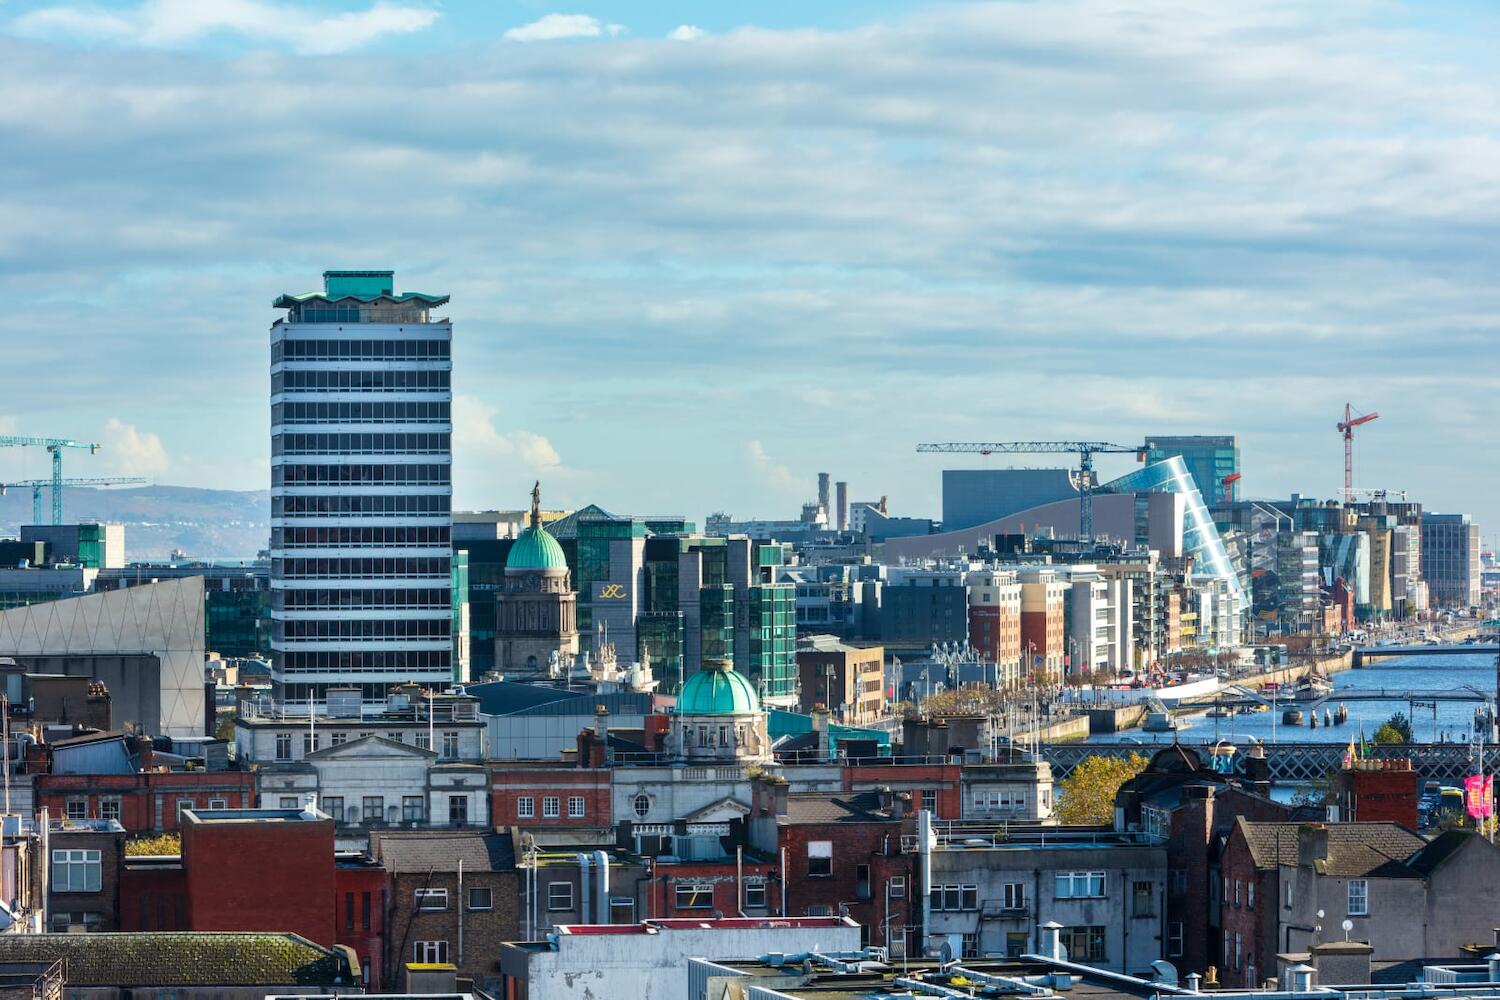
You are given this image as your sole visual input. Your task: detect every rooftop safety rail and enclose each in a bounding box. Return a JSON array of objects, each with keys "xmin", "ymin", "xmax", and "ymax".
[
  {"xmin": 237, "ymin": 696, "xmax": 478, "ymax": 724},
  {"xmin": 902, "ymin": 822, "xmax": 1159, "ymax": 852}
]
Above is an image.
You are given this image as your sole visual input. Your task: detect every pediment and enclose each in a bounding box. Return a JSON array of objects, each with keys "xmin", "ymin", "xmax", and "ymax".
[
  {"xmin": 685, "ymin": 797, "xmax": 751, "ymax": 822},
  {"xmin": 305, "ymin": 734, "xmax": 437, "ymax": 761}
]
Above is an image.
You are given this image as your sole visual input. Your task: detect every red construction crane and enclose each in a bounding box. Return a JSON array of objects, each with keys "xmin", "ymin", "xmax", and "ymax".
[
  {"xmin": 1221, "ymin": 472, "xmax": 1242, "ymax": 504},
  {"xmin": 1337, "ymin": 403, "xmax": 1379, "ymax": 505}
]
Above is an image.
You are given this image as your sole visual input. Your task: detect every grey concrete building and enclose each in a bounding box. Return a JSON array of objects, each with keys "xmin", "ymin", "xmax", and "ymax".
[
  {"xmin": 1421, "ymin": 512, "xmax": 1481, "ymax": 609},
  {"xmin": 924, "ymin": 825, "xmax": 1167, "ymax": 971},
  {"xmin": 941, "ymin": 469, "xmax": 1078, "ymax": 532}
]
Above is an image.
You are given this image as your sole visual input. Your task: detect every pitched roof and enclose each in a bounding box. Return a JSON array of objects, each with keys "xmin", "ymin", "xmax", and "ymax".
[
  {"xmin": 0, "ymin": 933, "xmax": 353, "ymax": 987},
  {"xmin": 1238, "ymin": 819, "xmax": 1428, "ymax": 877},
  {"xmin": 1405, "ymin": 830, "xmax": 1483, "ymax": 876},
  {"xmin": 784, "ymin": 792, "xmax": 897, "ymax": 824},
  {"xmin": 372, "ymin": 831, "xmax": 516, "ymax": 874}
]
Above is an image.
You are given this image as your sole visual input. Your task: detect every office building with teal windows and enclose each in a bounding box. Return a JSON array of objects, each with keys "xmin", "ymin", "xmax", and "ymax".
[{"xmin": 1143, "ymin": 435, "xmax": 1240, "ymax": 504}]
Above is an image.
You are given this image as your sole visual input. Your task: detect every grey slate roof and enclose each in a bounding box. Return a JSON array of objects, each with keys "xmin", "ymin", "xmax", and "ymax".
[
  {"xmin": 784, "ymin": 791, "xmax": 897, "ymax": 824},
  {"xmin": 1238, "ymin": 820, "xmax": 1428, "ymax": 877},
  {"xmin": 0, "ymin": 933, "xmax": 354, "ymax": 987},
  {"xmin": 372, "ymin": 830, "xmax": 517, "ymax": 874}
]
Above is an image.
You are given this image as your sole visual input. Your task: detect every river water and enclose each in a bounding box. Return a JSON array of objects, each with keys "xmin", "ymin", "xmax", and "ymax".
[{"xmin": 1086, "ymin": 651, "xmax": 1498, "ymax": 748}]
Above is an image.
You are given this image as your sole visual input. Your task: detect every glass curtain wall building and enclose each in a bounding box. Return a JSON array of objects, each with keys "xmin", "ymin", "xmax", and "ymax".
[
  {"xmin": 269, "ymin": 270, "xmax": 453, "ymax": 702},
  {"xmin": 1144, "ymin": 436, "xmax": 1240, "ymax": 504}
]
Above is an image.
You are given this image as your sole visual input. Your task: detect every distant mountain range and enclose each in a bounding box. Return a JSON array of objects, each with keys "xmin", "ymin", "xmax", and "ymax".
[{"xmin": 0, "ymin": 486, "xmax": 270, "ymax": 562}]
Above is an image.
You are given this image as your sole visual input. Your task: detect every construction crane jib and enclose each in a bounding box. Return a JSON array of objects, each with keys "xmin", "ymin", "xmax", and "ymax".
[
  {"xmin": 0, "ymin": 437, "xmax": 102, "ymax": 525},
  {"xmin": 1336, "ymin": 404, "xmax": 1379, "ymax": 506},
  {"xmin": 0, "ymin": 477, "xmax": 147, "ymax": 526},
  {"xmin": 915, "ymin": 441, "xmax": 1142, "ymax": 541}
]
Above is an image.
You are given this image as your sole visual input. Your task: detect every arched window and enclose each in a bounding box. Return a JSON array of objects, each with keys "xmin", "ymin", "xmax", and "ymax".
[{"xmin": 633, "ymin": 793, "xmax": 650, "ymax": 818}]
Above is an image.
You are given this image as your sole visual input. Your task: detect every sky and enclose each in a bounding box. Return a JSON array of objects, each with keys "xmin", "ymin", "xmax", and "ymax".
[{"xmin": 1, "ymin": 0, "xmax": 1498, "ymax": 536}]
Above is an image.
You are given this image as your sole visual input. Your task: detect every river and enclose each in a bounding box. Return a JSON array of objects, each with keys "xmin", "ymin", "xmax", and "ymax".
[{"xmin": 1085, "ymin": 651, "xmax": 1498, "ymax": 748}]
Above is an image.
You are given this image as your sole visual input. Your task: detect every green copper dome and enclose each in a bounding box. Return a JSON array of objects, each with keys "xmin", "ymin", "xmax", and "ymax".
[
  {"xmin": 678, "ymin": 660, "xmax": 760, "ymax": 715},
  {"xmin": 506, "ymin": 524, "xmax": 568, "ymax": 573}
]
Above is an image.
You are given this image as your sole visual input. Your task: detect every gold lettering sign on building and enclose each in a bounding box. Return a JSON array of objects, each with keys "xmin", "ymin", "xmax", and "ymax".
[{"xmin": 598, "ymin": 583, "xmax": 627, "ymax": 599}]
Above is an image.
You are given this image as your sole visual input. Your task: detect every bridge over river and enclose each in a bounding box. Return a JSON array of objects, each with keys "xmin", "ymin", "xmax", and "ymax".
[
  {"xmin": 1353, "ymin": 643, "xmax": 1498, "ymax": 666},
  {"xmin": 1038, "ymin": 740, "xmax": 1491, "ymax": 784}
]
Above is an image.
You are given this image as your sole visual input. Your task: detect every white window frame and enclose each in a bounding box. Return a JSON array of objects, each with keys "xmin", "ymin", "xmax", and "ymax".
[
  {"xmin": 675, "ymin": 880, "xmax": 714, "ymax": 910},
  {"xmin": 99, "ymin": 797, "xmax": 121, "ymax": 823},
  {"xmin": 1348, "ymin": 879, "xmax": 1368, "ymax": 916},
  {"xmin": 207, "ymin": 798, "xmax": 228, "ymax": 810},
  {"xmin": 743, "ymin": 881, "xmax": 767, "ymax": 909},
  {"xmin": 542, "ymin": 796, "xmax": 560, "ymax": 819},
  {"xmin": 517, "ymin": 796, "xmax": 534, "ymax": 818},
  {"xmin": 808, "ymin": 840, "xmax": 833, "ymax": 877},
  {"xmin": 64, "ymin": 798, "xmax": 88, "ymax": 821},
  {"xmin": 1168, "ymin": 921, "xmax": 1184, "ymax": 957},
  {"xmin": 415, "ymin": 888, "xmax": 448, "ymax": 911},
  {"xmin": 468, "ymin": 886, "xmax": 493, "ymax": 911},
  {"xmin": 52, "ymin": 849, "xmax": 101, "ymax": 893},
  {"xmin": 889, "ymin": 875, "xmax": 906, "ymax": 898},
  {"xmin": 1055, "ymin": 871, "xmax": 1106, "ymax": 899},
  {"xmin": 568, "ymin": 795, "xmax": 586, "ymax": 818},
  {"xmin": 1003, "ymin": 882, "xmax": 1026, "ymax": 909}
]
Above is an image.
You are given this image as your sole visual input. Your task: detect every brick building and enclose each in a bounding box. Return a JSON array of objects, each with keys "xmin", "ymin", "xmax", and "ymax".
[
  {"xmin": 750, "ymin": 782, "xmax": 914, "ymax": 951},
  {"xmin": 1333, "ymin": 759, "xmax": 1419, "ymax": 827},
  {"xmin": 336, "ymin": 853, "xmax": 388, "ymax": 989},
  {"xmin": 36, "ymin": 770, "xmax": 256, "ymax": 834},
  {"xmin": 965, "ymin": 570, "xmax": 1021, "ymax": 676},
  {"xmin": 844, "ymin": 760, "xmax": 962, "ymax": 820},
  {"xmin": 370, "ymin": 829, "xmax": 520, "ymax": 996},
  {"xmin": 795, "ymin": 636, "xmax": 886, "ymax": 725},
  {"xmin": 490, "ymin": 761, "xmax": 613, "ymax": 842},
  {"xmin": 46, "ymin": 818, "xmax": 126, "ymax": 932}
]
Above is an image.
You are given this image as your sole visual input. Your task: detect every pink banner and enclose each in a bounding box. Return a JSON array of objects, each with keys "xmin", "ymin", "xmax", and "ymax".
[{"xmin": 1465, "ymin": 775, "xmax": 1494, "ymax": 820}]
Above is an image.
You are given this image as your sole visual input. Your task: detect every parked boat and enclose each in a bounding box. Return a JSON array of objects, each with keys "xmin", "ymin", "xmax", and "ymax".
[{"xmin": 1291, "ymin": 674, "xmax": 1334, "ymax": 702}]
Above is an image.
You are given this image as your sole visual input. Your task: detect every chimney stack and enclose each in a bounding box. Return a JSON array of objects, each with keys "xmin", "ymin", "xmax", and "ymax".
[
  {"xmin": 1040, "ymin": 921, "xmax": 1065, "ymax": 960},
  {"xmin": 836, "ymin": 482, "xmax": 849, "ymax": 532},
  {"xmin": 818, "ymin": 473, "xmax": 831, "ymax": 517}
]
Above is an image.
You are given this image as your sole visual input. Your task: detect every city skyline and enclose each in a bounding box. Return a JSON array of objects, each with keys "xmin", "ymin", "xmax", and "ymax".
[{"xmin": 1, "ymin": 0, "xmax": 1497, "ymax": 531}]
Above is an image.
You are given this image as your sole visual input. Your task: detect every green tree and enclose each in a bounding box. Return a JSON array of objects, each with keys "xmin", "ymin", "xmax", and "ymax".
[
  {"xmin": 126, "ymin": 833, "xmax": 181, "ymax": 856},
  {"xmin": 1373, "ymin": 711, "xmax": 1413, "ymax": 745},
  {"xmin": 1055, "ymin": 752, "xmax": 1149, "ymax": 825}
]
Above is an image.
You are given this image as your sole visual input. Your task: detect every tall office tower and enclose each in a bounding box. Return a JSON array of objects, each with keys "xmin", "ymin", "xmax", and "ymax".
[
  {"xmin": 270, "ymin": 270, "xmax": 453, "ymax": 703},
  {"xmin": 1143, "ymin": 435, "xmax": 1240, "ymax": 503}
]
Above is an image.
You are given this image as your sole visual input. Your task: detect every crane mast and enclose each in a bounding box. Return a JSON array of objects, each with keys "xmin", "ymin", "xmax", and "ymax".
[{"xmin": 1336, "ymin": 404, "xmax": 1379, "ymax": 505}]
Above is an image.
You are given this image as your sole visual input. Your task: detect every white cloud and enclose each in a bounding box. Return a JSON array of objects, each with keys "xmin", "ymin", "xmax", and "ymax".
[
  {"xmin": 14, "ymin": 0, "xmax": 439, "ymax": 53},
  {"xmin": 101, "ymin": 417, "xmax": 169, "ymax": 478},
  {"xmin": 503, "ymin": 13, "xmax": 619, "ymax": 42},
  {"xmin": 453, "ymin": 395, "xmax": 561, "ymax": 468},
  {"xmin": 667, "ymin": 24, "xmax": 703, "ymax": 41},
  {"xmin": 746, "ymin": 440, "xmax": 803, "ymax": 498}
]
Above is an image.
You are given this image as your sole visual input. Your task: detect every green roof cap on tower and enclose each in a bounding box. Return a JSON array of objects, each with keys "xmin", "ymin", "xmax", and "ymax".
[
  {"xmin": 506, "ymin": 481, "xmax": 568, "ymax": 573},
  {"xmin": 677, "ymin": 659, "xmax": 760, "ymax": 715}
]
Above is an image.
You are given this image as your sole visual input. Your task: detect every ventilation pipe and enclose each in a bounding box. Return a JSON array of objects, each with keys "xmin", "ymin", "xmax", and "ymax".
[
  {"xmin": 1040, "ymin": 922, "xmax": 1065, "ymax": 961},
  {"xmin": 577, "ymin": 853, "xmax": 592, "ymax": 924},
  {"xmin": 1487, "ymin": 953, "xmax": 1500, "ymax": 984},
  {"xmin": 594, "ymin": 850, "xmax": 610, "ymax": 923},
  {"xmin": 1287, "ymin": 964, "xmax": 1316, "ymax": 992},
  {"xmin": 1184, "ymin": 973, "xmax": 1202, "ymax": 993},
  {"xmin": 918, "ymin": 808, "xmax": 934, "ymax": 955}
]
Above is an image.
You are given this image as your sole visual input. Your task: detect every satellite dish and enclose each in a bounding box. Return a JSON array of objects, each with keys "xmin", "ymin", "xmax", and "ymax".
[
  {"xmin": 1317, "ymin": 909, "xmax": 1326, "ymax": 920},
  {"xmin": 1342, "ymin": 919, "xmax": 1354, "ymax": 940}
]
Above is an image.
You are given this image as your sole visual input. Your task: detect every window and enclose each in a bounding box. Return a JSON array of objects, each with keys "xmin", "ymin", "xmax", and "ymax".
[
  {"xmin": 51, "ymin": 911, "xmax": 102, "ymax": 933},
  {"xmin": 1055, "ymin": 872, "xmax": 1106, "ymax": 899},
  {"xmin": 275, "ymin": 733, "xmax": 292, "ymax": 761},
  {"xmin": 330, "ymin": 732, "xmax": 348, "ymax": 747},
  {"xmin": 207, "ymin": 798, "xmax": 228, "ymax": 810},
  {"xmin": 448, "ymin": 795, "xmax": 468, "ymax": 826},
  {"xmin": 547, "ymin": 881, "xmax": 574, "ymax": 911},
  {"xmin": 517, "ymin": 796, "xmax": 535, "ymax": 819},
  {"xmin": 413, "ymin": 940, "xmax": 448, "ymax": 964},
  {"xmin": 744, "ymin": 881, "xmax": 767, "ymax": 909},
  {"xmin": 176, "ymin": 798, "xmax": 195, "ymax": 820},
  {"xmin": 543, "ymin": 796, "xmax": 560, "ymax": 819},
  {"xmin": 362, "ymin": 891, "xmax": 372, "ymax": 931},
  {"xmin": 930, "ymin": 885, "xmax": 979, "ymax": 911},
  {"xmin": 922, "ymin": 790, "xmax": 937, "ymax": 815},
  {"xmin": 363, "ymin": 796, "xmax": 384, "ymax": 825},
  {"xmin": 1132, "ymin": 881, "xmax": 1153, "ymax": 917},
  {"xmin": 65, "ymin": 798, "xmax": 87, "ymax": 821},
  {"xmin": 633, "ymin": 793, "xmax": 651, "ymax": 818},
  {"xmin": 442, "ymin": 731, "xmax": 460, "ymax": 759},
  {"xmin": 1063, "ymin": 926, "xmax": 1106, "ymax": 962},
  {"xmin": 1002, "ymin": 882, "xmax": 1026, "ymax": 910},
  {"xmin": 1235, "ymin": 879, "xmax": 1242, "ymax": 907},
  {"xmin": 808, "ymin": 840, "xmax": 833, "ymax": 877},
  {"xmin": 403, "ymin": 795, "xmax": 425, "ymax": 823},
  {"xmin": 1235, "ymin": 931, "xmax": 1242, "ymax": 969},
  {"xmin": 303, "ymin": 731, "xmax": 318, "ymax": 755},
  {"xmin": 468, "ymin": 887, "xmax": 493, "ymax": 911},
  {"xmin": 568, "ymin": 796, "xmax": 586, "ymax": 818},
  {"xmin": 889, "ymin": 875, "xmax": 906, "ymax": 898},
  {"xmin": 1285, "ymin": 880, "xmax": 1294, "ymax": 909},
  {"xmin": 99, "ymin": 797, "xmax": 121, "ymax": 823},
  {"xmin": 675, "ymin": 881, "xmax": 713, "ymax": 910},
  {"xmin": 279, "ymin": 796, "xmax": 300, "ymax": 809},
  {"xmin": 962, "ymin": 932, "xmax": 980, "ymax": 958},
  {"xmin": 1248, "ymin": 882, "xmax": 1255, "ymax": 910},
  {"xmin": 322, "ymin": 796, "xmax": 345, "ymax": 823},
  {"xmin": 1348, "ymin": 879, "xmax": 1368, "ymax": 916},
  {"xmin": 345, "ymin": 891, "xmax": 355, "ymax": 931},
  {"xmin": 611, "ymin": 897, "xmax": 637, "ymax": 923},
  {"xmin": 414, "ymin": 888, "xmax": 448, "ymax": 911},
  {"xmin": 1170, "ymin": 868, "xmax": 1187, "ymax": 896},
  {"xmin": 1167, "ymin": 922, "xmax": 1184, "ymax": 957},
  {"xmin": 1142, "ymin": 804, "xmax": 1171, "ymax": 841},
  {"xmin": 415, "ymin": 733, "xmax": 431, "ymax": 751},
  {"xmin": 855, "ymin": 864, "xmax": 871, "ymax": 899},
  {"xmin": 52, "ymin": 850, "xmax": 101, "ymax": 892}
]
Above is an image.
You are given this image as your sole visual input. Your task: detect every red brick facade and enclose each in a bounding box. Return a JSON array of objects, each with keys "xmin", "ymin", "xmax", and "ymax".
[
  {"xmin": 1220, "ymin": 821, "xmax": 1279, "ymax": 988},
  {"xmin": 36, "ymin": 771, "xmax": 256, "ymax": 833},
  {"xmin": 335, "ymin": 862, "xmax": 388, "ymax": 991},
  {"xmin": 645, "ymin": 859, "xmax": 779, "ymax": 919},
  {"xmin": 844, "ymin": 763, "xmax": 961, "ymax": 819},
  {"xmin": 490, "ymin": 765, "xmax": 612, "ymax": 827},
  {"xmin": 777, "ymin": 820, "xmax": 912, "ymax": 949}
]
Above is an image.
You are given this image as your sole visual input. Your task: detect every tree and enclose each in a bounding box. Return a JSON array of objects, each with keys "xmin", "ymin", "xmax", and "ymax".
[
  {"xmin": 1055, "ymin": 752, "xmax": 1150, "ymax": 825},
  {"xmin": 126, "ymin": 833, "xmax": 181, "ymax": 856},
  {"xmin": 1373, "ymin": 711, "xmax": 1413, "ymax": 745}
]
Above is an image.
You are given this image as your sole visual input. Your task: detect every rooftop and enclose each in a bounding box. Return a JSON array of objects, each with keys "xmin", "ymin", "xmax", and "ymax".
[
  {"xmin": 1237, "ymin": 819, "xmax": 1430, "ymax": 877},
  {"xmin": 372, "ymin": 830, "xmax": 516, "ymax": 874},
  {"xmin": 0, "ymin": 933, "xmax": 355, "ymax": 987}
]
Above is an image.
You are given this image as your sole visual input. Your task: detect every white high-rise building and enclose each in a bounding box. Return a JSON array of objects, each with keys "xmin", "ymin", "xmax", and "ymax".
[{"xmin": 270, "ymin": 270, "xmax": 453, "ymax": 702}]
